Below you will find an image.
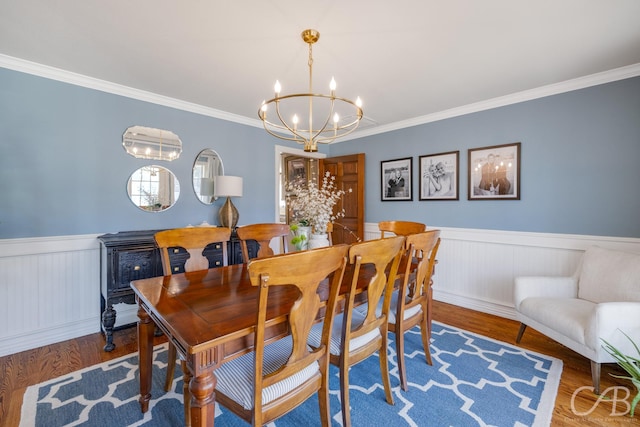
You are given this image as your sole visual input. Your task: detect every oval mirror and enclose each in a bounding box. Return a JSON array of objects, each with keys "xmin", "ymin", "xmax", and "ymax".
[
  {"xmin": 193, "ymin": 149, "xmax": 224, "ymax": 204},
  {"xmin": 122, "ymin": 125, "xmax": 182, "ymax": 161},
  {"xmin": 127, "ymin": 165, "xmax": 180, "ymax": 212}
]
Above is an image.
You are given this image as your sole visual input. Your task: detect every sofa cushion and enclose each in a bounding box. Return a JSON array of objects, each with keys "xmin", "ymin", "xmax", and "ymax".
[
  {"xmin": 578, "ymin": 246, "xmax": 640, "ymax": 303},
  {"xmin": 518, "ymin": 297, "xmax": 595, "ymax": 345}
]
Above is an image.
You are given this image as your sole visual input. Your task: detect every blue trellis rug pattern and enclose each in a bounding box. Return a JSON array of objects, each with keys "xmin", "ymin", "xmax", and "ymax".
[{"xmin": 20, "ymin": 322, "xmax": 562, "ymax": 426}]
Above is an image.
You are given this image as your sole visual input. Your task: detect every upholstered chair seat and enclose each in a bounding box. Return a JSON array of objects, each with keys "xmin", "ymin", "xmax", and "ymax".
[
  {"xmin": 514, "ymin": 245, "xmax": 640, "ymax": 395},
  {"xmin": 214, "ymin": 336, "xmax": 320, "ymax": 410}
]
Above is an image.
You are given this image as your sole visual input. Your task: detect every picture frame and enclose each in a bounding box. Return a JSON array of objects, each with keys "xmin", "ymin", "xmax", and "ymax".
[
  {"xmin": 381, "ymin": 157, "xmax": 412, "ymax": 201},
  {"xmin": 419, "ymin": 150, "xmax": 459, "ymax": 201},
  {"xmin": 285, "ymin": 156, "xmax": 309, "ymax": 188},
  {"xmin": 468, "ymin": 142, "xmax": 521, "ymax": 200}
]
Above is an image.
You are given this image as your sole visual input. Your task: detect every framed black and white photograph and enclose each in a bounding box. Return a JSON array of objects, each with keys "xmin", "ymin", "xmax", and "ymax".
[
  {"xmin": 468, "ymin": 142, "xmax": 521, "ymax": 200},
  {"xmin": 419, "ymin": 151, "xmax": 459, "ymax": 201},
  {"xmin": 381, "ymin": 157, "xmax": 412, "ymax": 201}
]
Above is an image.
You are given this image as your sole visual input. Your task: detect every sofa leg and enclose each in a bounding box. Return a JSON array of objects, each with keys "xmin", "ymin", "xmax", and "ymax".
[
  {"xmin": 516, "ymin": 323, "xmax": 527, "ymax": 343},
  {"xmin": 590, "ymin": 361, "xmax": 601, "ymax": 395}
]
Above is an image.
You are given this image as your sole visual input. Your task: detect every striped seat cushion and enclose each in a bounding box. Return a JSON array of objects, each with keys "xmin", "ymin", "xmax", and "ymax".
[
  {"xmin": 308, "ymin": 310, "xmax": 381, "ymax": 356},
  {"xmin": 355, "ymin": 290, "xmax": 422, "ymax": 323},
  {"xmin": 214, "ymin": 335, "xmax": 320, "ymax": 410}
]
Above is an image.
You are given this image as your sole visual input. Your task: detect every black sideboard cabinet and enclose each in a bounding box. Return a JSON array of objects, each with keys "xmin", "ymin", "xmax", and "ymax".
[{"xmin": 98, "ymin": 229, "xmax": 257, "ymax": 351}]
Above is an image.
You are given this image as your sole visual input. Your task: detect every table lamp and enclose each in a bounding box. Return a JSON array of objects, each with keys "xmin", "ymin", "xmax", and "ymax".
[{"xmin": 214, "ymin": 175, "xmax": 243, "ymax": 229}]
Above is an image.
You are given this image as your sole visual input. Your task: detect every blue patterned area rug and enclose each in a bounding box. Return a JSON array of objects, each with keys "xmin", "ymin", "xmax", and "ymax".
[{"xmin": 20, "ymin": 322, "xmax": 562, "ymax": 426}]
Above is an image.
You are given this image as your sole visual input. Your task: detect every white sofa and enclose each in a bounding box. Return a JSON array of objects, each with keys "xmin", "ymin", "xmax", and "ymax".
[{"xmin": 514, "ymin": 246, "xmax": 640, "ymax": 394}]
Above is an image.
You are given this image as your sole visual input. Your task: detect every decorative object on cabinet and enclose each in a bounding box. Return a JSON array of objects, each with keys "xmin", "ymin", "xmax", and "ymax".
[
  {"xmin": 193, "ymin": 149, "xmax": 224, "ymax": 204},
  {"xmin": 381, "ymin": 157, "xmax": 413, "ymax": 201},
  {"xmin": 127, "ymin": 165, "xmax": 180, "ymax": 212},
  {"xmin": 258, "ymin": 29, "xmax": 363, "ymax": 153},
  {"xmin": 122, "ymin": 125, "xmax": 182, "ymax": 161},
  {"xmin": 97, "ymin": 229, "xmax": 257, "ymax": 351},
  {"xmin": 468, "ymin": 142, "xmax": 521, "ymax": 200},
  {"xmin": 214, "ymin": 175, "xmax": 243, "ymax": 229}
]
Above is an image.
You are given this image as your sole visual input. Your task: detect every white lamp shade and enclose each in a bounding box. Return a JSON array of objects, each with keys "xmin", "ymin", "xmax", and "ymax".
[
  {"xmin": 199, "ymin": 177, "xmax": 215, "ymax": 196},
  {"xmin": 214, "ymin": 175, "xmax": 243, "ymax": 198}
]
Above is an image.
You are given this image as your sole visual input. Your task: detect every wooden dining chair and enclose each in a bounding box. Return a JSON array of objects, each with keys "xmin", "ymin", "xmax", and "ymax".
[
  {"xmin": 387, "ymin": 230, "xmax": 441, "ymax": 391},
  {"xmin": 154, "ymin": 226, "xmax": 231, "ymax": 425},
  {"xmin": 308, "ymin": 236, "xmax": 405, "ymax": 427},
  {"xmin": 378, "ymin": 220, "xmax": 426, "ymax": 238},
  {"xmin": 378, "ymin": 220, "xmax": 427, "ymax": 301},
  {"xmin": 213, "ymin": 244, "xmax": 350, "ymax": 426},
  {"xmin": 236, "ymin": 223, "xmax": 290, "ymax": 262}
]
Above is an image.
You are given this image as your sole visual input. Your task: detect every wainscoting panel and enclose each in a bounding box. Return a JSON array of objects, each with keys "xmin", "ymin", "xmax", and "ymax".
[
  {"xmin": 364, "ymin": 224, "xmax": 640, "ymax": 319},
  {"xmin": 1, "ymin": 227, "xmax": 639, "ymax": 357},
  {"xmin": 0, "ymin": 234, "xmax": 101, "ymax": 357}
]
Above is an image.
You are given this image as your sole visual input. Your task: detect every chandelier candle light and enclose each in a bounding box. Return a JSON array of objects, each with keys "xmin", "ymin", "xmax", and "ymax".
[{"xmin": 259, "ymin": 29, "xmax": 363, "ymax": 152}]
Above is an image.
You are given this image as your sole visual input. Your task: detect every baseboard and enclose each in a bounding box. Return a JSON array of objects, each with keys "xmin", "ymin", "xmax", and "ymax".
[
  {"xmin": 0, "ymin": 319, "xmax": 100, "ymax": 357},
  {"xmin": 433, "ymin": 289, "xmax": 518, "ymax": 321}
]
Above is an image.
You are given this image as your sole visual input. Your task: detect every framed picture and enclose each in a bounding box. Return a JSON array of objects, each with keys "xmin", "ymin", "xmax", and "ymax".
[
  {"xmin": 381, "ymin": 157, "xmax": 412, "ymax": 201},
  {"xmin": 419, "ymin": 150, "xmax": 459, "ymax": 201},
  {"xmin": 468, "ymin": 142, "xmax": 521, "ymax": 200},
  {"xmin": 285, "ymin": 156, "xmax": 309, "ymax": 188}
]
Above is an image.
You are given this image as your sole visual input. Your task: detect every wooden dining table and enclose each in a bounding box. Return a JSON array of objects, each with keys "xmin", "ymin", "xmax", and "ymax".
[{"xmin": 131, "ymin": 260, "xmax": 376, "ymax": 426}]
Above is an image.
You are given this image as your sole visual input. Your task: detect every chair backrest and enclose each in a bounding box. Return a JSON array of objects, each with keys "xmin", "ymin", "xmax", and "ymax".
[
  {"xmin": 154, "ymin": 227, "xmax": 231, "ymax": 275},
  {"xmin": 236, "ymin": 223, "xmax": 291, "ymax": 262},
  {"xmin": 247, "ymin": 244, "xmax": 349, "ymax": 420},
  {"xmin": 346, "ymin": 236, "xmax": 405, "ymax": 341},
  {"xmin": 398, "ymin": 230, "xmax": 441, "ymax": 312},
  {"xmin": 577, "ymin": 245, "xmax": 640, "ymax": 303},
  {"xmin": 379, "ymin": 220, "xmax": 426, "ymax": 238}
]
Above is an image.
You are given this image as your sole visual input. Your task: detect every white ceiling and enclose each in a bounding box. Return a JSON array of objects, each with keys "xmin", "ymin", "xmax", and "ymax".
[{"xmin": 2, "ymin": 1, "xmax": 639, "ymax": 139}]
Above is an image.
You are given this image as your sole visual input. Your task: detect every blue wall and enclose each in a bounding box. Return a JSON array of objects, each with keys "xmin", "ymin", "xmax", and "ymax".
[
  {"xmin": 0, "ymin": 68, "xmax": 306, "ymax": 238},
  {"xmin": 329, "ymin": 77, "xmax": 640, "ymax": 238},
  {"xmin": 1, "ymin": 67, "xmax": 639, "ymax": 239}
]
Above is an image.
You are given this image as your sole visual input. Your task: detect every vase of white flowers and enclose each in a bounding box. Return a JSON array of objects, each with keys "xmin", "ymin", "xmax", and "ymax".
[{"xmin": 286, "ymin": 172, "xmax": 350, "ymax": 248}]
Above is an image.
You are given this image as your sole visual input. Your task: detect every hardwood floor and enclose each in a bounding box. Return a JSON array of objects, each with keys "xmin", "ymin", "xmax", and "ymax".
[{"xmin": 1, "ymin": 301, "xmax": 637, "ymax": 426}]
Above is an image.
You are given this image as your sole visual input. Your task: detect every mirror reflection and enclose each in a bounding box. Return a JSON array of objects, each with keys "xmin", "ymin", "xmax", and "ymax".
[
  {"xmin": 193, "ymin": 149, "xmax": 224, "ymax": 204},
  {"xmin": 127, "ymin": 165, "xmax": 180, "ymax": 212},
  {"xmin": 123, "ymin": 125, "xmax": 182, "ymax": 161}
]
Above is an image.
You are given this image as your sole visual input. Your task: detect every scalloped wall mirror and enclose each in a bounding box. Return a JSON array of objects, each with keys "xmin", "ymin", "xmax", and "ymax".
[{"xmin": 122, "ymin": 125, "xmax": 182, "ymax": 161}]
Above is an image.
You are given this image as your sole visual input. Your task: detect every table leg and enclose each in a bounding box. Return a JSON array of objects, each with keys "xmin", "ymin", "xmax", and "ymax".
[
  {"xmin": 189, "ymin": 371, "xmax": 216, "ymax": 427},
  {"xmin": 137, "ymin": 304, "xmax": 154, "ymax": 413}
]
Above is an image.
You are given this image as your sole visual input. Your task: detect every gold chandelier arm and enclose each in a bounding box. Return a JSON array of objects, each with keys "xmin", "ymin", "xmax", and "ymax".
[{"xmin": 258, "ymin": 29, "xmax": 363, "ymax": 152}]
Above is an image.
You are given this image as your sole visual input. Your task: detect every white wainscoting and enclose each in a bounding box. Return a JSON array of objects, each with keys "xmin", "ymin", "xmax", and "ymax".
[
  {"xmin": 0, "ymin": 234, "xmax": 102, "ymax": 357},
  {"xmin": 364, "ymin": 224, "xmax": 640, "ymax": 319},
  {"xmin": 1, "ymin": 227, "xmax": 639, "ymax": 357}
]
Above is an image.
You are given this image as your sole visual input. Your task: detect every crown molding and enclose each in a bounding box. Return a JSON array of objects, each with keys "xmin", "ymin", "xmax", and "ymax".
[
  {"xmin": 2, "ymin": 54, "xmax": 639, "ymax": 138},
  {"xmin": 0, "ymin": 54, "xmax": 258, "ymax": 128},
  {"xmin": 342, "ymin": 62, "xmax": 640, "ymax": 141}
]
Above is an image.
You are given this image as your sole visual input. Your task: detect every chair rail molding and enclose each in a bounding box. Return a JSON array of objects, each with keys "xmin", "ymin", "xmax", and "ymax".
[
  {"xmin": 364, "ymin": 223, "xmax": 640, "ymax": 319},
  {"xmin": 1, "ymin": 227, "xmax": 639, "ymax": 357}
]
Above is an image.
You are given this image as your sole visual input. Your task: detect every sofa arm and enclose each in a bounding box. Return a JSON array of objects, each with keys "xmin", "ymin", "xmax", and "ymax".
[
  {"xmin": 514, "ymin": 276, "xmax": 578, "ymax": 310},
  {"xmin": 586, "ymin": 302, "xmax": 640, "ymax": 357}
]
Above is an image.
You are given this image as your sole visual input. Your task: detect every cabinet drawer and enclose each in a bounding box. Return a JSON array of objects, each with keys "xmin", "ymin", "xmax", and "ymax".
[{"xmin": 115, "ymin": 248, "xmax": 160, "ymax": 289}]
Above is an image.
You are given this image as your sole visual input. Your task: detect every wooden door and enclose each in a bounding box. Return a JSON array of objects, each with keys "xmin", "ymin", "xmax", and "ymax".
[{"xmin": 320, "ymin": 153, "xmax": 365, "ymax": 244}]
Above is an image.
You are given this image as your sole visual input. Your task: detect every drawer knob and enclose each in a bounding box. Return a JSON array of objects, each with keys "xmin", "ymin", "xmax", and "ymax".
[{"xmin": 134, "ymin": 265, "xmax": 141, "ymax": 271}]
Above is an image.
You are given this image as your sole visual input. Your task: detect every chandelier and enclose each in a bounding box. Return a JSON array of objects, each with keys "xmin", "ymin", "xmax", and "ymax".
[{"xmin": 258, "ymin": 29, "xmax": 363, "ymax": 152}]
